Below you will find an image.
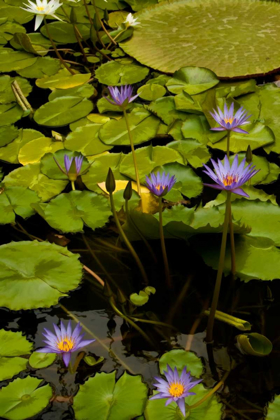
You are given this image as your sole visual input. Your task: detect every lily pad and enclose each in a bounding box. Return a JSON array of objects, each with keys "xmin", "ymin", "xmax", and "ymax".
[
  {"xmin": 167, "ymin": 139, "xmax": 211, "ymax": 168},
  {"xmin": 0, "ymin": 125, "xmax": 19, "ymax": 148},
  {"xmin": 42, "ymin": 191, "xmax": 112, "ymax": 233},
  {"xmin": 0, "ymin": 76, "xmax": 31, "ymax": 104},
  {"xmin": 148, "ymin": 97, "xmax": 188, "ymax": 125},
  {"xmin": 40, "ymin": 22, "xmax": 90, "ymax": 43},
  {"xmin": 159, "ymin": 349, "xmax": 203, "ymax": 378},
  {"xmin": 29, "ymin": 352, "xmax": 56, "ymax": 369},
  {"xmin": 36, "ymin": 69, "xmax": 91, "ymax": 90},
  {"xmin": 73, "ymin": 371, "xmax": 148, "ymax": 420},
  {"xmin": 0, "ymin": 376, "xmax": 52, "ymax": 420},
  {"xmin": 95, "ymin": 60, "xmax": 149, "ymax": 85},
  {"xmin": 0, "ymin": 186, "xmax": 40, "ymax": 224},
  {"xmin": 0, "ymin": 241, "xmax": 83, "ymax": 310},
  {"xmin": 65, "ymin": 124, "xmax": 112, "ymax": 155},
  {"xmin": 0, "ymin": 48, "xmax": 37, "ymax": 72},
  {"xmin": 49, "ymin": 84, "xmax": 96, "ymax": 101},
  {"xmin": 137, "ymin": 83, "xmax": 166, "ymax": 101},
  {"xmin": 121, "ymin": 0, "xmax": 280, "ymax": 78},
  {"xmin": 0, "ymin": 329, "xmax": 32, "ymax": 381},
  {"xmin": 18, "ymin": 137, "xmax": 64, "ymax": 165},
  {"xmin": 0, "ymin": 103, "xmax": 23, "ymax": 126},
  {"xmin": 34, "ymin": 96, "xmax": 94, "ymax": 127},
  {"xmin": 17, "ymin": 57, "xmax": 61, "ymax": 79},
  {"xmin": 166, "ymin": 66, "xmax": 219, "ymax": 95},
  {"xmin": 266, "ymin": 395, "xmax": 280, "ymax": 419}
]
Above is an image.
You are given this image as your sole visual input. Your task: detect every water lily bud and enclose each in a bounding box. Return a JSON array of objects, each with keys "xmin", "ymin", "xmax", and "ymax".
[
  {"xmin": 106, "ymin": 168, "xmax": 116, "ymax": 193},
  {"xmin": 70, "ymin": 7, "xmax": 78, "ymax": 24},
  {"xmin": 123, "ymin": 180, "xmax": 132, "ymax": 201},
  {"xmin": 246, "ymin": 145, "xmax": 253, "ymax": 164}
]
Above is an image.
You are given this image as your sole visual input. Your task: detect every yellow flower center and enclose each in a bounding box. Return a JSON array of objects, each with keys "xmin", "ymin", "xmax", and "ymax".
[
  {"xmin": 223, "ymin": 175, "xmax": 238, "ymax": 186},
  {"xmin": 57, "ymin": 337, "xmax": 74, "ymax": 352},
  {"xmin": 36, "ymin": 6, "xmax": 45, "ymax": 11},
  {"xmin": 169, "ymin": 382, "xmax": 185, "ymax": 398},
  {"xmin": 224, "ymin": 117, "xmax": 233, "ymax": 124}
]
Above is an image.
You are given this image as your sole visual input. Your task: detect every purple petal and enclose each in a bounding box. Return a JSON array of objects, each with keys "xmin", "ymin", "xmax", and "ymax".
[
  {"xmin": 231, "ymin": 188, "xmax": 249, "ymax": 197},
  {"xmin": 62, "ymin": 352, "xmax": 71, "ymax": 367},
  {"xmin": 177, "ymin": 398, "xmax": 186, "ymax": 417}
]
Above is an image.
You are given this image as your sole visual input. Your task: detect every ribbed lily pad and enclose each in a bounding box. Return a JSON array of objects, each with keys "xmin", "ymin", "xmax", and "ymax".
[
  {"xmin": 73, "ymin": 371, "xmax": 148, "ymax": 420},
  {"xmin": 29, "ymin": 352, "xmax": 56, "ymax": 369},
  {"xmin": 65, "ymin": 124, "xmax": 112, "ymax": 155},
  {"xmin": 0, "ymin": 241, "xmax": 83, "ymax": 310},
  {"xmin": 0, "ymin": 376, "xmax": 52, "ymax": 420},
  {"xmin": 34, "ymin": 97, "xmax": 94, "ymax": 127},
  {"xmin": 95, "ymin": 60, "xmax": 149, "ymax": 85},
  {"xmin": 0, "ymin": 186, "xmax": 40, "ymax": 224},
  {"xmin": 121, "ymin": 0, "xmax": 280, "ymax": 77},
  {"xmin": 42, "ymin": 191, "xmax": 112, "ymax": 233},
  {"xmin": 99, "ymin": 108, "xmax": 160, "ymax": 146},
  {"xmin": 266, "ymin": 395, "xmax": 280, "ymax": 419},
  {"xmin": 0, "ymin": 329, "xmax": 32, "ymax": 381}
]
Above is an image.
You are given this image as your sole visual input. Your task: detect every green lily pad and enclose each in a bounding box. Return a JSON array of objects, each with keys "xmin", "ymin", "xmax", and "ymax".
[
  {"xmin": 167, "ymin": 139, "xmax": 211, "ymax": 168},
  {"xmin": 148, "ymin": 97, "xmax": 188, "ymax": 125},
  {"xmin": 216, "ymin": 79, "xmax": 257, "ymax": 99},
  {"xmin": 65, "ymin": 124, "xmax": 112, "ymax": 155},
  {"xmin": 0, "ymin": 241, "xmax": 83, "ymax": 310},
  {"xmin": 17, "ymin": 56, "xmax": 61, "ymax": 79},
  {"xmin": 0, "ymin": 376, "xmax": 52, "ymax": 420},
  {"xmin": 125, "ymin": 0, "xmax": 158, "ymax": 11},
  {"xmin": 34, "ymin": 96, "xmax": 94, "ymax": 127},
  {"xmin": 40, "ymin": 149, "xmax": 89, "ymax": 180},
  {"xmin": 166, "ymin": 66, "xmax": 219, "ymax": 95},
  {"xmin": 36, "ymin": 69, "xmax": 91, "ymax": 90},
  {"xmin": 97, "ymin": 97, "xmax": 127, "ymax": 114},
  {"xmin": 137, "ymin": 84, "xmax": 166, "ymax": 101},
  {"xmin": 0, "ymin": 76, "xmax": 32, "ymax": 104},
  {"xmin": 236, "ymin": 333, "xmax": 272, "ymax": 357},
  {"xmin": 266, "ymin": 395, "xmax": 280, "ymax": 419},
  {"xmin": 29, "ymin": 352, "xmax": 56, "ymax": 369},
  {"xmin": 0, "ymin": 4, "xmax": 33, "ymax": 25},
  {"xmin": 73, "ymin": 371, "xmax": 148, "ymax": 420},
  {"xmin": 119, "ymin": 145, "xmax": 182, "ymax": 183},
  {"xmin": 205, "ymin": 187, "xmax": 277, "ymax": 207},
  {"xmin": 0, "ymin": 329, "xmax": 32, "ymax": 381},
  {"xmin": 145, "ymin": 383, "xmax": 223, "ymax": 420},
  {"xmin": 18, "ymin": 137, "xmax": 64, "ymax": 166},
  {"xmin": 159, "ymin": 349, "xmax": 204, "ymax": 378},
  {"xmin": 259, "ymin": 84, "xmax": 280, "ymax": 154},
  {"xmin": 0, "ymin": 186, "xmax": 40, "ymax": 224},
  {"xmin": 108, "ymin": 11, "xmax": 129, "ymax": 28},
  {"xmin": 0, "ymin": 103, "xmax": 23, "ymax": 126},
  {"xmin": 95, "ymin": 60, "xmax": 149, "ymax": 85},
  {"xmin": 121, "ymin": 0, "xmax": 280, "ymax": 78},
  {"xmin": 40, "ymin": 21, "xmax": 90, "ymax": 43},
  {"xmin": 0, "ymin": 125, "xmax": 19, "ymax": 147},
  {"xmin": 130, "ymin": 290, "xmax": 149, "ymax": 306},
  {"xmin": 49, "ymin": 84, "xmax": 96, "ymax": 101},
  {"xmin": 3, "ymin": 163, "xmax": 68, "ymax": 202},
  {"xmin": 99, "ymin": 108, "xmax": 160, "ymax": 146},
  {"xmin": 0, "ymin": 48, "xmax": 37, "ymax": 72},
  {"xmin": 11, "ymin": 32, "xmax": 48, "ymax": 56},
  {"xmin": 181, "ymin": 114, "xmax": 224, "ymax": 145},
  {"xmin": 0, "ymin": 20, "xmax": 25, "ymax": 45},
  {"xmin": 42, "ymin": 191, "xmax": 112, "ymax": 233}
]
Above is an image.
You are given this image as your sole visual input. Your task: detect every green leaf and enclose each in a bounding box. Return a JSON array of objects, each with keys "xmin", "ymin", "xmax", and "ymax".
[
  {"xmin": 42, "ymin": 191, "xmax": 112, "ymax": 233},
  {"xmin": 259, "ymin": 84, "xmax": 280, "ymax": 154},
  {"xmin": 73, "ymin": 371, "xmax": 148, "ymax": 420},
  {"xmin": 266, "ymin": 395, "xmax": 280, "ymax": 419},
  {"xmin": 49, "ymin": 84, "xmax": 96, "ymax": 101},
  {"xmin": 0, "ymin": 125, "xmax": 19, "ymax": 147},
  {"xmin": 148, "ymin": 97, "xmax": 188, "ymax": 125},
  {"xmin": 193, "ymin": 235, "xmax": 280, "ymax": 282},
  {"xmin": 40, "ymin": 21, "xmax": 90, "ymax": 43},
  {"xmin": 119, "ymin": 145, "xmax": 182, "ymax": 183},
  {"xmin": 121, "ymin": 0, "xmax": 280, "ymax": 78},
  {"xmin": 84, "ymin": 355, "xmax": 105, "ymax": 367},
  {"xmin": 34, "ymin": 96, "xmax": 94, "ymax": 127},
  {"xmin": 137, "ymin": 83, "xmax": 166, "ymax": 101},
  {"xmin": 0, "ymin": 76, "xmax": 31, "ymax": 104},
  {"xmin": 215, "ymin": 79, "xmax": 257, "ymax": 99},
  {"xmin": 3, "ymin": 163, "xmax": 68, "ymax": 202},
  {"xmin": 18, "ymin": 137, "xmax": 64, "ymax": 166},
  {"xmin": 0, "ymin": 241, "xmax": 83, "ymax": 310},
  {"xmin": 166, "ymin": 66, "xmax": 219, "ymax": 95},
  {"xmin": 99, "ymin": 108, "xmax": 160, "ymax": 146},
  {"xmin": 40, "ymin": 149, "xmax": 89, "ymax": 180},
  {"xmin": 29, "ymin": 352, "xmax": 56, "ymax": 369},
  {"xmin": 145, "ymin": 384, "xmax": 222, "ymax": 420},
  {"xmin": 159, "ymin": 349, "xmax": 203, "ymax": 377},
  {"xmin": 0, "ymin": 329, "xmax": 32, "ymax": 381},
  {"xmin": 181, "ymin": 115, "xmax": 224, "ymax": 145},
  {"xmin": 36, "ymin": 69, "xmax": 91, "ymax": 90},
  {"xmin": 123, "ymin": 0, "xmax": 158, "ymax": 11},
  {"xmin": 0, "ymin": 376, "xmax": 52, "ymax": 420},
  {"xmin": 0, "ymin": 186, "xmax": 40, "ymax": 224},
  {"xmin": 108, "ymin": 11, "xmax": 128, "ymax": 28},
  {"xmin": 0, "ymin": 103, "xmax": 23, "ymax": 126},
  {"xmin": 95, "ymin": 60, "xmax": 149, "ymax": 85},
  {"xmin": 236, "ymin": 333, "xmax": 273, "ymax": 356},
  {"xmin": 11, "ymin": 32, "xmax": 48, "ymax": 56},
  {"xmin": 167, "ymin": 139, "xmax": 211, "ymax": 168},
  {"xmin": 65, "ymin": 124, "xmax": 112, "ymax": 155},
  {"xmin": 0, "ymin": 20, "xmax": 25, "ymax": 45},
  {"xmin": 17, "ymin": 56, "xmax": 61, "ymax": 79},
  {"xmin": 0, "ymin": 48, "xmax": 37, "ymax": 72},
  {"xmin": 130, "ymin": 290, "xmax": 149, "ymax": 306}
]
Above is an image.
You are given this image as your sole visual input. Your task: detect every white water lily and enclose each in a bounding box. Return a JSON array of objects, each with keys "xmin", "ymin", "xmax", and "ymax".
[
  {"xmin": 21, "ymin": 0, "xmax": 62, "ymax": 31},
  {"xmin": 124, "ymin": 13, "xmax": 140, "ymax": 27}
]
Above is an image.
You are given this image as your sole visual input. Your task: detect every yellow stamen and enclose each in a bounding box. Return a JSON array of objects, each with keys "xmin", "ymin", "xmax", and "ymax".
[
  {"xmin": 155, "ymin": 184, "xmax": 166, "ymax": 191},
  {"xmin": 36, "ymin": 6, "xmax": 45, "ymax": 11},
  {"xmin": 169, "ymin": 382, "xmax": 184, "ymax": 398},
  {"xmin": 224, "ymin": 117, "xmax": 233, "ymax": 124},
  {"xmin": 57, "ymin": 337, "xmax": 74, "ymax": 352},
  {"xmin": 222, "ymin": 175, "xmax": 238, "ymax": 186}
]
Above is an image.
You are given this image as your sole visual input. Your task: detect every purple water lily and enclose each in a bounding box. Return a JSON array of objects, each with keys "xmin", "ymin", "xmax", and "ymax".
[
  {"xmin": 150, "ymin": 365, "xmax": 202, "ymax": 416},
  {"xmin": 203, "ymin": 155, "xmax": 259, "ymax": 198},
  {"xmin": 146, "ymin": 172, "xmax": 176, "ymax": 197},
  {"xmin": 104, "ymin": 85, "xmax": 138, "ymax": 108},
  {"xmin": 54, "ymin": 155, "xmax": 83, "ymax": 181},
  {"xmin": 210, "ymin": 103, "xmax": 251, "ymax": 134},
  {"xmin": 36, "ymin": 321, "xmax": 95, "ymax": 367}
]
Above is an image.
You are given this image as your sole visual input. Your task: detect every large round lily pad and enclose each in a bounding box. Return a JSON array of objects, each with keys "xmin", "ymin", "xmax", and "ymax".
[
  {"xmin": 0, "ymin": 241, "xmax": 83, "ymax": 310},
  {"xmin": 121, "ymin": 0, "xmax": 280, "ymax": 78}
]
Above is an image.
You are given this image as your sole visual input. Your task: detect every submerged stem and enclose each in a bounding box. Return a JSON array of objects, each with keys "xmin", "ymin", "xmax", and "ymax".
[
  {"xmin": 123, "ymin": 109, "xmax": 143, "ymax": 209},
  {"xmin": 109, "ymin": 192, "xmax": 149, "ymax": 285},
  {"xmin": 158, "ymin": 197, "xmax": 171, "ymax": 288},
  {"xmin": 206, "ymin": 191, "xmax": 231, "ymax": 343}
]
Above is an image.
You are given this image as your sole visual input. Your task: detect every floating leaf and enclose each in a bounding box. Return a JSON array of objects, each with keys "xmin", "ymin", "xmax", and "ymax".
[
  {"xmin": 266, "ymin": 395, "xmax": 280, "ymax": 420},
  {"xmin": 40, "ymin": 149, "xmax": 89, "ymax": 180},
  {"xmin": 40, "ymin": 21, "xmax": 90, "ymax": 43},
  {"xmin": 0, "ymin": 103, "xmax": 23, "ymax": 126},
  {"xmin": 99, "ymin": 108, "xmax": 160, "ymax": 146},
  {"xmin": 167, "ymin": 139, "xmax": 211, "ymax": 168},
  {"xmin": 0, "ymin": 329, "xmax": 32, "ymax": 381},
  {"xmin": 159, "ymin": 349, "xmax": 203, "ymax": 377},
  {"xmin": 65, "ymin": 124, "xmax": 112, "ymax": 155},
  {"xmin": 18, "ymin": 137, "xmax": 64, "ymax": 165},
  {"xmin": 34, "ymin": 97, "xmax": 94, "ymax": 127},
  {"xmin": 137, "ymin": 83, "xmax": 166, "ymax": 101},
  {"xmin": 108, "ymin": 11, "xmax": 128, "ymax": 28},
  {"xmin": 0, "ymin": 376, "xmax": 52, "ymax": 420},
  {"xmin": 148, "ymin": 97, "xmax": 188, "ymax": 125},
  {"xmin": 36, "ymin": 69, "xmax": 91, "ymax": 90},
  {"xmin": 0, "ymin": 75, "xmax": 32, "ymax": 104},
  {"xmin": 121, "ymin": 0, "xmax": 280, "ymax": 78},
  {"xmin": 0, "ymin": 186, "xmax": 40, "ymax": 224},
  {"xmin": 73, "ymin": 371, "xmax": 148, "ymax": 420},
  {"xmin": 0, "ymin": 241, "xmax": 83, "ymax": 310},
  {"xmin": 259, "ymin": 84, "xmax": 280, "ymax": 154},
  {"xmin": 49, "ymin": 84, "xmax": 96, "ymax": 101},
  {"xmin": 42, "ymin": 191, "xmax": 112, "ymax": 233},
  {"xmin": 95, "ymin": 60, "xmax": 149, "ymax": 85},
  {"xmin": 18, "ymin": 57, "xmax": 61, "ymax": 79},
  {"xmin": 29, "ymin": 352, "xmax": 56, "ymax": 369},
  {"xmin": 0, "ymin": 48, "xmax": 37, "ymax": 72},
  {"xmin": 236, "ymin": 333, "xmax": 273, "ymax": 356},
  {"xmin": 11, "ymin": 32, "xmax": 48, "ymax": 56},
  {"xmin": 166, "ymin": 66, "xmax": 219, "ymax": 95},
  {"xmin": 0, "ymin": 125, "xmax": 19, "ymax": 148}
]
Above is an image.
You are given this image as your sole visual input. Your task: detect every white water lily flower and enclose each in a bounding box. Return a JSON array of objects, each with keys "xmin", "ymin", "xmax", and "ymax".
[
  {"xmin": 21, "ymin": 0, "xmax": 62, "ymax": 31},
  {"xmin": 124, "ymin": 13, "xmax": 140, "ymax": 27}
]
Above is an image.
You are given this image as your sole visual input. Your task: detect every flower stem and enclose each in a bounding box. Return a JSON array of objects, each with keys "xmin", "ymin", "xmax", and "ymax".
[
  {"xmin": 159, "ymin": 197, "xmax": 171, "ymax": 288},
  {"xmin": 123, "ymin": 109, "xmax": 143, "ymax": 209},
  {"xmin": 226, "ymin": 130, "xmax": 236, "ymax": 278},
  {"xmin": 206, "ymin": 191, "xmax": 231, "ymax": 343},
  {"xmin": 90, "ymin": 0, "xmax": 117, "ymax": 45},
  {"xmin": 71, "ymin": 181, "xmax": 76, "ymax": 190},
  {"xmin": 109, "ymin": 192, "xmax": 149, "ymax": 285},
  {"xmin": 43, "ymin": 16, "xmax": 75, "ymax": 75}
]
